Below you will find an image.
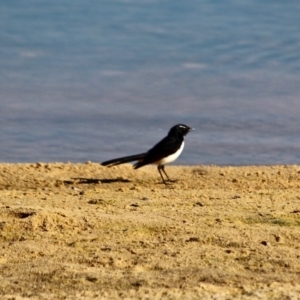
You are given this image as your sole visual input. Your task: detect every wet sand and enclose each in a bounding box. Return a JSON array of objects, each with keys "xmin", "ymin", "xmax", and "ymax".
[{"xmin": 0, "ymin": 163, "xmax": 300, "ymax": 299}]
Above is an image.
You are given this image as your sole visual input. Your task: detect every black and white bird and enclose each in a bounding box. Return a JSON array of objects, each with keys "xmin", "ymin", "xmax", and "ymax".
[{"xmin": 101, "ymin": 124, "xmax": 194, "ymax": 184}]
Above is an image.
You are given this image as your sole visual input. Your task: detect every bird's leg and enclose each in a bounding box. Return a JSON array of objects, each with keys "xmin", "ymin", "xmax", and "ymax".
[
  {"xmin": 157, "ymin": 165, "xmax": 167, "ymax": 184},
  {"xmin": 161, "ymin": 165, "xmax": 171, "ymax": 181},
  {"xmin": 159, "ymin": 165, "xmax": 177, "ymax": 183},
  {"xmin": 162, "ymin": 165, "xmax": 177, "ymax": 182}
]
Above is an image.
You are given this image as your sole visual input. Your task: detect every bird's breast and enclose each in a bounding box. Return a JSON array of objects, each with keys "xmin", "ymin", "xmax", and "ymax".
[{"xmin": 155, "ymin": 141, "xmax": 185, "ymax": 165}]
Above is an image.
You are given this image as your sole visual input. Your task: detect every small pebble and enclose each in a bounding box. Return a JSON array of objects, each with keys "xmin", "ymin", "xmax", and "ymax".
[{"xmin": 261, "ymin": 240, "xmax": 270, "ymax": 246}]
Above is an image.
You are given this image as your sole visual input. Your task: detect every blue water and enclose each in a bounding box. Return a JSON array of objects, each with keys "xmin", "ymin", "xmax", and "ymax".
[{"xmin": 1, "ymin": 0, "xmax": 300, "ymax": 165}]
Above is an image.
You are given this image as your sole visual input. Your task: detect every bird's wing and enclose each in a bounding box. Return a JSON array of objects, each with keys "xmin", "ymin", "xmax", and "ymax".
[{"xmin": 135, "ymin": 135, "xmax": 182, "ymax": 168}]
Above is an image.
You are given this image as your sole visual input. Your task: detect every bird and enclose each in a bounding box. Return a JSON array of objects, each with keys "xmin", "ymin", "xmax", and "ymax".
[{"xmin": 101, "ymin": 124, "xmax": 194, "ymax": 184}]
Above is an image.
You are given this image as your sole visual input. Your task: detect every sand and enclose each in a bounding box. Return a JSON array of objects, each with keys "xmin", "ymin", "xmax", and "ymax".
[{"xmin": 0, "ymin": 162, "xmax": 300, "ymax": 299}]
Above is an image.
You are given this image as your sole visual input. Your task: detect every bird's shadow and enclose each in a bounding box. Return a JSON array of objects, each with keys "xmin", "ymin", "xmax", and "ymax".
[
  {"xmin": 63, "ymin": 177, "xmax": 131, "ymax": 185},
  {"xmin": 62, "ymin": 178, "xmax": 177, "ymax": 186}
]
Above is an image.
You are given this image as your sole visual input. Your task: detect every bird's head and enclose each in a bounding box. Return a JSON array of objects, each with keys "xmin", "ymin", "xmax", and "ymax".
[{"xmin": 168, "ymin": 124, "xmax": 195, "ymax": 137}]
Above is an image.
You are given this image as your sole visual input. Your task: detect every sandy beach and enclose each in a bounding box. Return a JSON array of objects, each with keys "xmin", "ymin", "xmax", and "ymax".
[{"xmin": 0, "ymin": 162, "xmax": 300, "ymax": 299}]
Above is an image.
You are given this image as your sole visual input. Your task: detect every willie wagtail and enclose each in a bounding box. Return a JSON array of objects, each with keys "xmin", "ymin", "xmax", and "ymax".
[{"xmin": 101, "ymin": 124, "xmax": 194, "ymax": 184}]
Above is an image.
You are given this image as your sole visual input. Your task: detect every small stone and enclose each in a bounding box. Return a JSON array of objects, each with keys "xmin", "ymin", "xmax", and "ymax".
[
  {"xmin": 274, "ymin": 235, "xmax": 283, "ymax": 243},
  {"xmin": 88, "ymin": 199, "xmax": 104, "ymax": 205},
  {"xmin": 193, "ymin": 202, "xmax": 203, "ymax": 207},
  {"xmin": 261, "ymin": 240, "xmax": 270, "ymax": 246},
  {"xmin": 186, "ymin": 237, "xmax": 199, "ymax": 242},
  {"xmin": 86, "ymin": 276, "xmax": 97, "ymax": 282}
]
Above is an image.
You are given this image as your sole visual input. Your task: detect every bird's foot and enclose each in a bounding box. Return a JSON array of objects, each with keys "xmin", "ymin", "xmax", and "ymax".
[{"xmin": 159, "ymin": 179, "xmax": 178, "ymax": 185}]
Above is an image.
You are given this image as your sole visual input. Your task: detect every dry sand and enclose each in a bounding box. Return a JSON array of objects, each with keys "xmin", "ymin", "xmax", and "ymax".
[{"xmin": 0, "ymin": 162, "xmax": 300, "ymax": 299}]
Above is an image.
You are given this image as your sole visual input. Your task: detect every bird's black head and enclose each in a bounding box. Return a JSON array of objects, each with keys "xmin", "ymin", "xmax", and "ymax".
[{"xmin": 168, "ymin": 124, "xmax": 195, "ymax": 137}]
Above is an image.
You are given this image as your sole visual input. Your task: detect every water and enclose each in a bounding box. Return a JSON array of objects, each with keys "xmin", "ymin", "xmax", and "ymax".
[{"xmin": 1, "ymin": 0, "xmax": 300, "ymax": 165}]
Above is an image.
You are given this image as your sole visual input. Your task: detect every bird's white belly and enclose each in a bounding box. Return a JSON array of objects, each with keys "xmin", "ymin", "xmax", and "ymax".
[{"xmin": 155, "ymin": 141, "xmax": 185, "ymax": 165}]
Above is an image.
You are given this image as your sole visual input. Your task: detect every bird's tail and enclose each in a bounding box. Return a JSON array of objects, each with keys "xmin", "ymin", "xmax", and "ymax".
[{"xmin": 101, "ymin": 153, "xmax": 146, "ymax": 167}]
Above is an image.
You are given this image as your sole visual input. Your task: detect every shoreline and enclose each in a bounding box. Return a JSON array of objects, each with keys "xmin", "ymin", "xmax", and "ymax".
[{"xmin": 1, "ymin": 163, "xmax": 300, "ymax": 298}]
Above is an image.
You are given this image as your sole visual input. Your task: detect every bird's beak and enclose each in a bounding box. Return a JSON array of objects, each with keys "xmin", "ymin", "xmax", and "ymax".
[{"xmin": 189, "ymin": 127, "xmax": 195, "ymax": 131}]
